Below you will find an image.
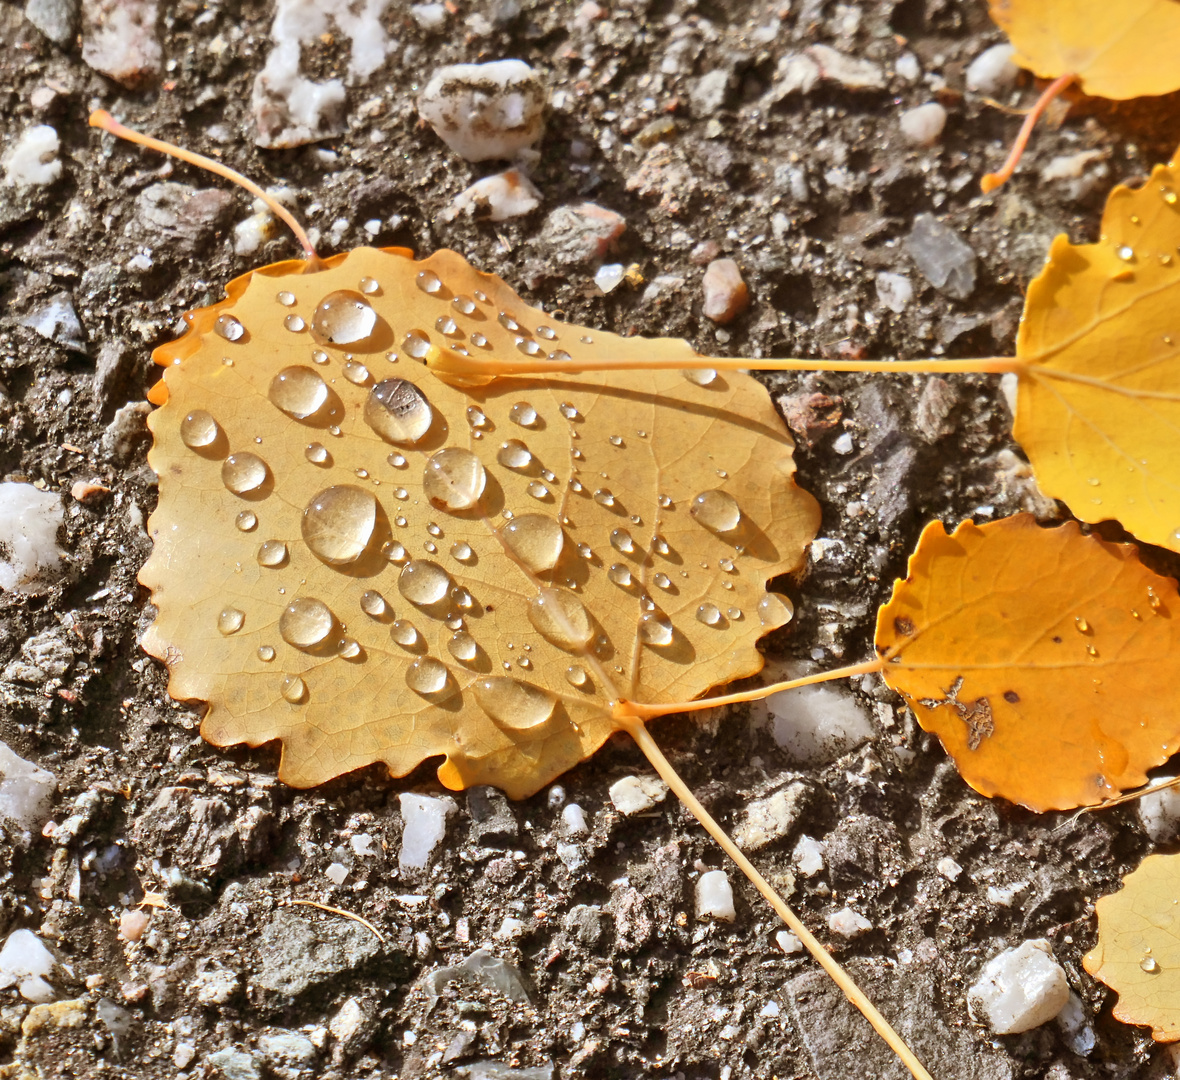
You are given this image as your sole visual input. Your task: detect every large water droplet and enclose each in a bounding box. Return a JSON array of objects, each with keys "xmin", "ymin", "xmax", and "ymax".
[
  {"xmin": 257, "ymin": 539, "xmax": 288, "ymax": 567},
  {"xmin": 305, "ymin": 442, "xmax": 330, "ymax": 465},
  {"xmin": 390, "ymin": 619, "xmax": 419, "ymax": 647},
  {"xmin": 279, "ymin": 597, "xmax": 335, "ymax": 649},
  {"xmin": 758, "ymin": 592, "xmax": 795, "ymax": 628},
  {"xmin": 690, "ymin": 489, "xmax": 741, "ymax": 534},
  {"xmin": 608, "ymin": 563, "xmax": 632, "ymax": 587},
  {"xmin": 403, "ymin": 331, "xmax": 432, "ymax": 359},
  {"xmin": 406, "ymin": 657, "xmax": 451, "ymax": 696},
  {"xmin": 280, "ymin": 675, "xmax": 307, "ymax": 703},
  {"xmin": 497, "ymin": 439, "xmax": 533, "ymax": 470},
  {"xmin": 527, "ymin": 588, "xmax": 595, "ymax": 650},
  {"xmin": 222, "ymin": 452, "xmax": 268, "ymax": 494},
  {"xmin": 638, "ymin": 612, "xmax": 673, "ymax": 646},
  {"xmin": 360, "ymin": 590, "xmax": 387, "ymax": 618},
  {"xmin": 510, "ymin": 402, "xmax": 538, "ymax": 427},
  {"xmin": 500, "ymin": 515, "xmax": 564, "ymax": 573},
  {"xmin": 301, "ymin": 485, "xmax": 377, "ymax": 564},
  {"xmin": 268, "ymin": 366, "xmax": 328, "ymax": 419},
  {"xmin": 416, "ymin": 270, "xmax": 443, "ymax": 295},
  {"xmin": 218, "ymin": 607, "xmax": 245, "ymax": 635},
  {"xmin": 472, "ymin": 677, "xmax": 557, "ymax": 730},
  {"xmin": 235, "ymin": 510, "xmax": 257, "ymax": 532},
  {"xmin": 398, "ymin": 560, "xmax": 451, "ymax": 606},
  {"xmin": 682, "ymin": 367, "xmax": 717, "ymax": 386},
  {"xmin": 364, "ymin": 379, "xmax": 433, "ymax": 445},
  {"xmin": 181, "ymin": 410, "xmax": 220, "ymax": 449},
  {"xmin": 214, "ymin": 313, "xmax": 245, "ymax": 342},
  {"xmin": 566, "ymin": 665, "xmax": 588, "ymax": 687},
  {"xmin": 423, "ymin": 447, "xmax": 486, "ymax": 510},
  {"xmin": 447, "ymin": 631, "xmax": 478, "ymax": 662},
  {"xmin": 697, "ymin": 603, "xmax": 722, "ymax": 626},
  {"xmin": 610, "ymin": 528, "xmax": 634, "ymax": 554},
  {"xmin": 312, "ymin": 290, "xmax": 378, "ymax": 345},
  {"xmin": 453, "ymin": 295, "xmax": 476, "ymax": 315}
]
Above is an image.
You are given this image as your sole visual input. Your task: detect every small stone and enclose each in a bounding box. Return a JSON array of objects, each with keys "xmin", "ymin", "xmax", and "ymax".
[
  {"xmin": 538, "ymin": 202, "xmax": 626, "ymax": 264},
  {"xmin": 701, "ymin": 258, "xmax": 749, "ymax": 325},
  {"xmin": 968, "ymin": 939, "xmax": 1070, "ymax": 1035},
  {"xmin": 0, "ymin": 929, "xmax": 58, "ymax": 1002},
  {"xmin": 690, "ymin": 69, "xmax": 730, "ymax": 116},
  {"xmin": 608, "ymin": 775, "xmax": 668, "ymax": 815},
  {"xmin": 986, "ymin": 880, "xmax": 1029, "ymax": 907},
  {"xmin": 904, "ymin": 213, "xmax": 977, "ymax": 300},
  {"xmin": 467, "ymin": 786, "xmax": 519, "ymax": 845},
  {"xmin": 899, "ymin": 102, "xmax": 947, "ymax": 147},
  {"xmin": 130, "ymin": 182, "xmax": 237, "ymax": 253},
  {"xmin": 449, "ymin": 169, "xmax": 541, "ymax": 222},
  {"xmin": 792, "ymin": 834, "xmax": 825, "ymax": 877},
  {"xmin": 875, "ymin": 272, "xmax": 913, "ymax": 313},
  {"xmin": 778, "ymin": 390, "xmax": 844, "ymax": 449},
  {"xmin": 759, "ymin": 678, "xmax": 875, "ymax": 765},
  {"xmin": 3, "ymin": 125, "xmax": 62, "ymax": 188},
  {"xmin": 805, "ymin": 44, "xmax": 886, "ymax": 90},
  {"xmin": 418, "ymin": 60, "xmax": 545, "ymax": 162},
  {"xmin": 208, "ymin": 1048, "xmax": 263, "ymax": 1080},
  {"xmin": 561, "ymin": 803, "xmax": 588, "ymax": 835},
  {"xmin": 194, "ymin": 967, "xmax": 241, "ymax": 1005},
  {"xmin": 594, "ymin": 263, "xmax": 626, "ymax": 294},
  {"xmin": 966, "ymin": 43, "xmax": 1018, "ymax": 95},
  {"xmin": 101, "ymin": 401, "xmax": 152, "ymax": 463},
  {"xmin": 776, "ymin": 930, "xmax": 803, "ymax": 954},
  {"xmin": 1055, "ymin": 992, "xmax": 1096, "ymax": 1057},
  {"xmin": 936, "ymin": 856, "xmax": 963, "ymax": 881},
  {"xmin": 329, "ymin": 996, "xmax": 374, "ymax": 1056},
  {"xmin": 257, "ymin": 1030, "xmax": 317, "ymax": 1074},
  {"xmin": 22, "ymin": 292, "xmax": 86, "ymax": 351},
  {"xmin": 325, "ymin": 861, "xmax": 348, "ymax": 886},
  {"xmin": 119, "ymin": 908, "xmax": 151, "ymax": 942},
  {"xmin": 0, "ymin": 741, "xmax": 56, "ymax": 834},
  {"xmin": 766, "ymin": 53, "xmax": 820, "ymax": 101},
  {"xmin": 173, "ymin": 1043, "xmax": 197, "ymax": 1069},
  {"xmin": 1040, "ymin": 149, "xmax": 1106, "ymax": 183},
  {"xmin": 24, "ymin": 0, "xmax": 79, "ymax": 45},
  {"xmin": 732, "ymin": 783, "xmax": 812, "ymax": 851},
  {"xmin": 1138, "ymin": 776, "xmax": 1180, "ymax": 842},
  {"xmin": 82, "ymin": 0, "xmax": 163, "ymax": 88},
  {"xmin": 827, "ymin": 906, "xmax": 872, "ymax": 937},
  {"xmin": 894, "ymin": 53, "xmax": 921, "ymax": 81},
  {"xmin": 398, "ymin": 792, "xmax": 456, "ymax": 870},
  {"xmin": 495, "ymin": 916, "xmax": 524, "ymax": 940},
  {"xmin": 689, "ymin": 239, "xmax": 722, "ymax": 266},
  {"xmin": 832, "ymin": 432, "xmax": 854, "ymax": 455},
  {"xmin": 21, "ymin": 997, "xmax": 86, "ymax": 1036},
  {"xmin": 70, "ymin": 480, "xmax": 112, "ymax": 504},
  {"xmin": 695, "ymin": 869, "xmax": 736, "ymax": 921},
  {"xmin": 410, "ymin": 2, "xmax": 447, "ymax": 29},
  {"xmin": 421, "ymin": 948, "xmax": 532, "ymax": 1005},
  {"xmin": 350, "ymin": 832, "xmax": 377, "ymax": 857}
]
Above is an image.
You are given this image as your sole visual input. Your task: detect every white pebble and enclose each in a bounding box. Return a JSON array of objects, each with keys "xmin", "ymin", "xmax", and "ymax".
[
  {"xmin": 875, "ymin": 272, "xmax": 913, "ymax": 313},
  {"xmin": 894, "ymin": 53, "xmax": 921, "ymax": 81},
  {"xmin": 827, "ymin": 907, "xmax": 872, "ymax": 937},
  {"xmin": 410, "ymin": 2, "xmax": 447, "ymax": 29},
  {"xmin": 775, "ymin": 930, "xmax": 803, "ymax": 954},
  {"xmin": 608, "ymin": 775, "xmax": 668, "ymax": 815},
  {"xmin": 966, "ymin": 43, "xmax": 1018, "ymax": 95},
  {"xmin": 495, "ymin": 917, "xmax": 524, "ymax": 940},
  {"xmin": 3, "ymin": 125, "xmax": 62, "ymax": 188},
  {"xmin": 986, "ymin": 880, "xmax": 1028, "ymax": 907},
  {"xmin": 350, "ymin": 832, "xmax": 377, "ymax": 856},
  {"xmin": 418, "ymin": 60, "xmax": 545, "ymax": 162},
  {"xmin": 968, "ymin": 939, "xmax": 1070, "ymax": 1035},
  {"xmin": 561, "ymin": 802, "xmax": 589, "ymax": 835},
  {"xmin": 449, "ymin": 169, "xmax": 541, "ymax": 222},
  {"xmin": 832, "ymin": 432, "xmax": 855, "ymax": 455},
  {"xmin": 1138, "ymin": 776, "xmax": 1180, "ymax": 842},
  {"xmin": 325, "ymin": 862, "xmax": 348, "ymax": 885},
  {"xmin": 695, "ymin": 869, "xmax": 736, "ymax": 921},
  {"xmin": 398, "ymin": 793, "xmax": 456, "ymax": 870},
  {"xmin": 936, "ymin": 856, "xmax": 963, "ymax": 881},
  {"xmin": 899, "ymin": 102, "xmax": 947, "ymax": 147},
  {"xmin": 0, "ymin": 741, "xmax": 56, "ymax": 835},
  {"xmin": 594, "ymin": 263, "xmax": 626, "ymax": 294},
  {"xmin": 792, "ymin": 834, "xmax": 825, "ymax": 877},
  {"xmin": 1056, "ymin": 992, "xmax": 1096, "ymax": 1056},
  {"xmin": 234, "ymin": 210, "xmax": 275, "ymax": 256},
  {"xmin": 806, "ymin": 44, "xmax": 886, "ymax": 89},
  {"xmin": 763, "ymin": 680, "xmax": 873, "ymax": 763},
  {"xmin": 0, "ymin": 929, "xmax": 58, "ymax": 1002},
  {"xmin": 0, "ymin": 483, "xmax": 65, "ymax": 593}
]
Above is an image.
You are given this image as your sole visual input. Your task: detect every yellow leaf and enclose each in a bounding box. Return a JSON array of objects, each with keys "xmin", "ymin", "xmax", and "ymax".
[
  {"xmin": 875, "ymin": 514, "xmax": 1180, "ymax": 812},
  {"xmin": 1084, "ymin": 852, "xmax": 1180, "ymax": 1042},
  {"xmin": 139, "ymin": 247, "xmax": 819, "ymax": 799},
  {"xmin": 1014, "ymin": 149, "xmax": 1180, "ymax": 554}
]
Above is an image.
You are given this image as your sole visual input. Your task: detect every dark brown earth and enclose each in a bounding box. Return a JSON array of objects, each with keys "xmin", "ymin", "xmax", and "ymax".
[{"xmin": 2, "ymin": 1, "xmax": 1180, "ymax": 1078}]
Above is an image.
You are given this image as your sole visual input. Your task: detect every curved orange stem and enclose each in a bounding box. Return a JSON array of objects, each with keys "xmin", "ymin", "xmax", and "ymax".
[{"xmin": 981, "ymin": 73, "xmax": 1076, "ymax": 194}]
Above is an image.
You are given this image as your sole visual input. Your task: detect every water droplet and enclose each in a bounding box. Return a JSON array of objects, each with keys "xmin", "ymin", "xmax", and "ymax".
[
  {"xmin": 501, "ymin": 515, "xmax": 564, "ymax": 573},
  {"xmin": 436, "ymin": 316, "xmax": 459, "ymax": 335},
  {"xmin": 365, "ymin": 379, "xmax": 433, "ymax": 445},
  {"xmin": 594, "ymin": 488, "xmax": 615, "ymax": 507},
  {"xmin": 277, "ymin": 291, "xmax": 296, "ymax": 306},
  {"xmin": 577, "ymin": 543, "xmax": 593, "ymax": 560},
  {"xmin": 312, "ymin": 349, "xmax": 329, "ymax": 365},
  {"xmin": 536, "ymin": 325, "xmax": 556, "ymax": 340},
  {"xmin": 359, "ymin": 276, "xmax": 380, "ymax": 295},
  {"xmin": 728, "ymin": 607, "xmax": 743, "ymax": 620},
  {"xmin": 608, "ymin": 563, "xmax": 632, "ymax": 587},
  {"xmin": 1164, "ymin": 187, "xmax": 1178, "ymax": 206},
  {"xmin": 718, "ymin": 557, "xmax": 735, "ymax": 572},
  {"xmin": 580, "ymin": 335, "xmax": 593, "ymax": 344},
  {"xmin": 416, "ymin": 270, "xmax": 442, "ymax": 295},
  {"xmin": 610, "ymin": 528, "xmax": 634, "ymax": 554},
  {"xmin": 653, "ymin": 572, "xmax": 671, "ymax": 589},
  {"xmin": 180, "ymin": 409, "xmax": 220, "ymax": 449},
  {"xmin": 609, "ymin": 435, "xmax": 623, "ymax": 447},
  {"xmin": 451, "ymin": 586, "xmax": 474, "ymax": 610},
  {"xmin": 222, "ymin": 452, "xmax": 268, "ymax": 494},
  {"xmin": 497, "ymin": 439, "xmax": 533, "ymax": 470},
  {"xmin": 682, "ymin": 367, "xmax": 717, "ymax": 386},
  {"xmin": 360, "ymin": 590, "xmax": 387, "ymax": 618},
  {"xmin": 302, "ymin": 443, "xmax": 327, "ymax": 467},
  {"xmin": 548, "ymin": 350, "xmax": 572, "ymax": 363},
  {"xmin": 218, "ymin": 607, "xmax": 245, "ymax": 635},
  {"xmin": 284, "ymin": 313, "xmax": 306, "ymax": 333},
  {"xmin": 1149, "ymin": 585, "xmax": 1163, "ymax": 611},
  {"xmin": 527, "ymin": 588, "xmax": 594, "ymax": 649},
  {"xmin": 1075, "ymin": 616, "xmax": 1090, "ymax": 633},
  {"xmin": 447, "ymin": 631, "xmax": 478, "ymax": 662},
  {"xmin": 467, "ymin": 406, "xmax": 488, "ymax": 429},
  {"xmin": 422, "ymin": 447, "xmax": 487, "ymax": 511},
  {"xmin": 696, "ymin": 603, "xmax": 722, "ymax": 626},
  {"xmin": 312, "ymin": 290, "xmax": 378, "ymax": 345},
  {"xmin": 257, "ymin": 539, "xmax": 288, "ymax": 567},
  {"xmin": 388, "ymin": 452, "xmax": 407, "ymax": 468},
  {"xmin": 427, "ymin": 522, "xmax": 443, "ymax": 537},
  {"xmin": 570, "ymin": 478, "xmax": 583, "ymax": 491},
  {"xmin": 1086, "ymin": 643, "xmax": 1098, "ymax": 658},
  {"xmin": 658, "ymin": 494, "xmax": 672, "ymax": 509},
  {"xmin": 496, "ymin": 312, "xmax": 519, "ymax": 332},
  {"xmin": 638, "ymin": 612, "xmax": 673, "ymax": 646},
  {"xmin": 235, "ymin": 510, "xmax": 257, "ymax": 532},
  {"xmin": 343, "ymin": 360, "xmax": 371, "ymax": 385},
  {"xmin": 395, "ymin": 515, "xmax": 407, "ymax": 527},
  {"xmin": 406, "ymin": 657, "xmax": 451, "ymax": 696},
  {"xmin": 383, "ymin": 540, "xmax": 408, "ymax": 563},
  {"xmin": 398, "ymin": 560, "xmax": 451, "ymax": 606},
  {"xmin": 471, "ymin": 332, "xmax": 488, "ymax": 348},
  {"xmin": 279, "ymin": 597, "xmax": 335, "ymax": 649},
  {"xmin": 758, "ymin": 592, "xmax": 795, "ymax": 627},
  {"xmin": 451, "ymin": 541, "xmax": 473, "ymax": 562},
  {"xmin": 257, "ymin": 645, "xmax": 275, "ymax": 662},
  {"xmin": 690, "ymin": 489, "xmax": 741, "ymax": 534},
  {"xmin": 214, "ymin": 313, "xmax": 245, "ymax": 342},
  {"xmin": 473, "ymin": 677, "xmax": 557, "ymax": 730},
  {"xmin": 301, "ymin": 485, "xmax": 377, "ymax": 564},
  {"xmin": 1117, "ymin": 245, "xmax": 1135, "ymax": 262},
  {"xmin": 510, "ymin": 402, "xmax": 538, "ymax": 427},
  {"xmin": 402, "ymin": 332, "xmax": 433, "ymax": 360},
  {"xmin": 515, "ymin": 337, "xmax": 541, "ymax": 357},
  {"xmin": 559, "ymin": 402, "xmax": 580, "ymax": 421},
  {"xmin": 1142, "ymin": 956, "xmax": 1161, "ymax": 973},
  {"xmin": 452, "ymin": 295, "xmax": 476, "ymax": 315},
  {"xmin": 281, "ymin": 675, "xmax": 307, "ymax": 704},
  {"xmin": 527, "ymin": 481, "xmax": 550, "ymax": 499},
  {"xmin": 269, "ymin": 366, "xmax": 328, "ymax": 419},
  {"xmin": 390, "ymin": 619, "xmax": 419, "ymax": 647}
]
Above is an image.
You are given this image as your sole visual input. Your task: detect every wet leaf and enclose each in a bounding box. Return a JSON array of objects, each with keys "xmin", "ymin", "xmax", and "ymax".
[
  {"xmin": 1014, "ymin": 148, "xmax": 1180, "ymax": 553},
  {"xmin": 988, "ymin": 0, "xmax": 1180, "ymax": 98},
  {"xmin": 139, "ymin": 246, "xmax": 819, "ymax": 798},
  {"xmin": 875, "ymin": 514, "xmax": 1180, "ymax": 812},
  {"xmin": 1084, "ymin": 852, "xmax": 1180, "ymax": 1041}
]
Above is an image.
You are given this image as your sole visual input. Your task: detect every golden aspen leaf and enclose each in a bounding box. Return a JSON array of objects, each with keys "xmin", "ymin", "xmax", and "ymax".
[
  {"xmin": 1084, "ymin": 852, "xmax": 1180, "ymax": 1042},
  {"xmin": 138, "ymin": 246, "xmax": 819, "ymax": 799},
  {"xmin": 875, "ymin": 514, "xmax": 1180, "ymax": 812},
  {"xmin": 987, "ymin": 0, "xmax": 1180, "ymax": 99},
  {"xmin": 1013, "ymin": 149, "xmax": 1180, "ymax": 554}
]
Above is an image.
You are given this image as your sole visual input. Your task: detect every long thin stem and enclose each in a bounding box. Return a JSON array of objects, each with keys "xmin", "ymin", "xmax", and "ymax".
[
  {"xmin": 88, "ymin": 109, "xmax": 320, "ymax": 264},
  {"xmin": 615, "ymin": 712, "xmax": 934, "ymax": 1080},
  {"xmin": 980, "ymin": 73, "xmax": 1076, "ymax": 194}
]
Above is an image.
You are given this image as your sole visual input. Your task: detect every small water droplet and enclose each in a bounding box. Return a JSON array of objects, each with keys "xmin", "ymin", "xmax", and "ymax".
[
  {"xmin": 570, "ymin": 478, "xmax": 584, "ymax": 492},
  {"xmin": 1086, "ymin": 644, "xmax": 1099, "ymax": 658},
  {"xmin": 610, "ymin": 528, "xmax": 634, "ymax": 554},
  {"xmin": 365, "ymin": 379, "xmax": 433, "ymax": 445},
  {"xmin": 416, "ymin": 269, "xmax": 442, "ymax": 295},
  {"xmin": 214, "ymin": 313, "xmax": 245, "ymax": 342},
  {"xmin": 403, "ymin": 331, "xmax": 433, "ymax": 360},
  {"xmin": 1075, "ymin": 616, "xmax": 1090, "ymax": 633},
  {"xmin": 301, "ymin": 485, "xmax": 377, "ymax": 564},
  {"xmin": 467, "ymin": 406, "xmax": 488, "ymax": 428},
  {"xmin": 497, "ymin": 439, "xmax": 533, "ymax": 470},
  {"xmin": 473, "ymin": 677, "xmax": 557, "ymax": 729},
  {"xmin": 638, "ymin": 612, "xmax": 673, "ymax": 646},
  {"xmin": 516, "ymin": 337, "xmax": 542, "ymax": 356},
  {"xmin": 424, "ymin": 541, "xmax": 438, "ymax": 554},
  {"xmin": 1149, "ymin": 585, "xmax": 1163, "ymax": 611},
  {"xmin": 1117, "ymin": 245, "xmax": 1135, "ymax": 262},
  {"xmin": 312, "ymin": 349, "xmax": 329, "ymax": 365},
  {"xmin": 501, "ymin": 515, "xmax": 564, "ymax": 573},
  {"xmin": 690, "ymin": 489, "xmax": 741, "ymax": 534},
  {"xmin": 498, "ymin": 311, "xmax": 520, "ymax": 331},
  {"xmin": 566, "ymin": 664, "xmax": 588, "ymax": 687},
  {"xmin": 447, "ymin": 631, "xmax": 478, "ymax": 662},
  {"xmin": 390, "ymin": 619, "xmax": 419, "ymax": 646},
  {"xmin": 536, "ymin": 325, "xmax": 557, "ymax": 340},
  {"xmin": 452, "ymin": 295, "xmax": 476, "ymax": 315},
  {"xmin": 728, "ymin": 607, "xmax": 743, "ymax": 620},
  {"xmin": 301, "ymin": 442, "xmax": 328, "ymax": 466},
  {"xmin": 682, "ymin": 367, "xmax": 717, "ymax": 386},
  {"xmin": 696, "ymin": 603, "xmax": 722, "ymax": 626},
  {"xmin": 395, "ymin": 515, "xmax": 407, "ymax": 527},
  {"xmin": 280, "ymin": 597, "xmax": 335, "ymax": 649},
  {"xmin": 359, "ymin": 276, "xmax": 380, "ymax": 295},
  {"xmin": 383, "ymin": 540, "xmax": 408, "ymax": 563},
  {"xmin": 423, "ymin": 447, "xmax": 487, "ymax": 510},
  {"xmin": 337, "ymin": 637, "xmax": 361, "ymax": 659},
  {"xmin": 312, "ymin": 290, "xmax": 378, "ymax": 345},
  {"xmin": 577, "ymin": 543, "xmax": 593, "ymax": 560},
  {"xmin": 451, "ymin": 586, "xmax": 474, "ymax": 610},
  {"xmin": 526, "ymin": 481, "xmax": 549, "ymax": 499},
  {"xmin": 559, "ymin": 402, "xmax": 580, "ymax": 421},
  {"xmin": 280, "ymin": 675, "xmax": 307, "ymax": 704},
  {"xmin": 388, "ymin": 452, "xmax": 407, "ymax": 468},
  {"xmin": 510, "ymin": 401, "xmax": 538, "ymax": 427},
  {"xmin": 436, "ymin": 316, "xmax": 459, "ymax": 335},
  {"xmin": 451, "ymin": 541, "xmax": 473, "ymax": 562},
  {"xmin": 180, "ymin": 409, "xmax": 220, "ymax": 449},
  {"xmin": 1142, "ymin": 956, "xmax": 1161, "ymax": 973},
  {"xmin": 257, "ymin": 539, "xmax": 288, "ymax": 567},
  {"xmin": 343, "ymin": 360, "xmax": 371, "ymax": 385},
  {"xmin": 594, "ymin": 488, "xmax": 615, "ymax": 507},
  {"xmin": 235, "ymin": 510, "xmax": 257, "ymax": 532},
  {"xmin": 528, "ymin": 588, "xmax": 595, "ymax": 649},
  {"xmin": 257, "ymin": 645, "xmax": 275, "ymax": 662},
  {"xmin": 471, "ymin": 332, "xmax": 489, "ymax": 348},
  {"xmin": 548, "ymin": 349, "xmax": 572, "ymax": 363},
  {"xmin": 609, "ymin": 435, "xmax": 623, "ymax": 448},
  {"xmin": 360, "ymin": 590, "xmax": 387, "ymax": 618},
  {"xmin": 222, "ymin": 452, "xmax": 268, "ymax": 494},
  {"xmin": 758, "ymin": 592, "xmax": 794, "ymax": 627},
  {"xmin": 284, "ymin": 313, "xmax": 306, "ymax": 333},
  {"xmin": 608, "ymin": 563, "xmax": 632, "ymax": 587},
  {"xmin": 427, "ymin": 522, "xmax": 442, "ymax": 537},
  {"xmin": 398, "ymin": 560, "xmax": 451, "ymax": 606},
  {"xmin": 406, "ymin": 657, "xmax": 450, "ymax": 696},
  {"xmin": 718, "ymin": 557, "xmax": 735, "ymax": 572},
  {"xmin": 269, "ymin": 366, "xmax": 328, "ymax": 419},
  {"xmin": 218, "ymin": 607, "xmax": 245, "ymax": 635},
  {"xmin": 653, "ymin": 572, "xmax": 671, "ymax": 589},
  {"xmin": 580, "ymin": 335, "xmax": 593, "ymax": 345},
  {"xmin": 277, "ymin": 291, "xmax": 296, "ymax": 306}
]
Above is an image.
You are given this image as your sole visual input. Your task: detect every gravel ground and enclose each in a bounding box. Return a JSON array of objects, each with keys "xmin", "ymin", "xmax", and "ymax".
[{"xmin": 2, "ymin": 1, "xmax": 1180, "ymax": 1078}]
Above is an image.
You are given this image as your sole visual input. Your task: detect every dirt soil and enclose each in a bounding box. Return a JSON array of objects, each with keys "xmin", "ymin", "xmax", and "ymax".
[{"xmin": 2, "ymin": 0, "xmax": 1180, "ymax": 1078}]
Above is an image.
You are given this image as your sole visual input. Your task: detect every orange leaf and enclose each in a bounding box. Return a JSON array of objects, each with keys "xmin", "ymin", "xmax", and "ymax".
[
  {"xmin": 1014, "ymin": 149, "xmax": 1180, "ymax": 554},
  {"xmin": 875, "ymin": 514, "xmax": 1180, "ymax": 812},
  {"xmin": 988, "ymin": 0, "xmax": 1180, "ymax": 99},
  {"xmin": 138, "ymin": 246, "xmax": 819, "ymax": 799},
  {"xmin": 1084, "ymin": 851, "xmax": 1180, "ymax": 1042}
]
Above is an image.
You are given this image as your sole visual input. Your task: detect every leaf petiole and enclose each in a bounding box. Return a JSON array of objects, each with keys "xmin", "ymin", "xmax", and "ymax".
[{"xmin": 980, "ymin": 73, "xmax": 1076, "ymax": 194}]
